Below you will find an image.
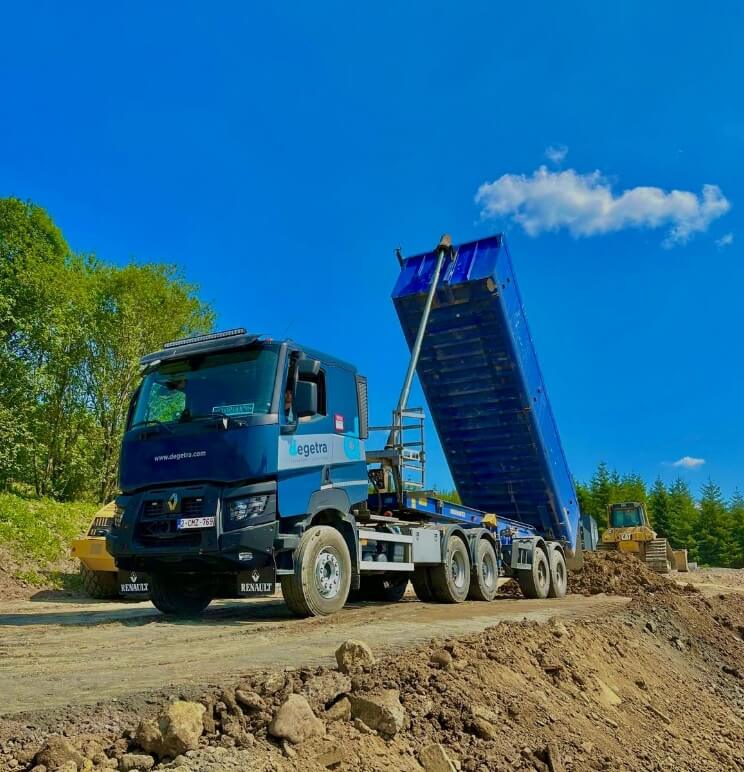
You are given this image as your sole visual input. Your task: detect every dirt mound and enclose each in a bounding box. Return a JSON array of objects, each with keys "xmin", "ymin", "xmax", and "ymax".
[
  {"xmin": 568, "ymin": 550, "xmax": 684, "ymax": 597},
  {"xmin": 2, "ymin": 578, "xmax": 743, "ymax": 772}
]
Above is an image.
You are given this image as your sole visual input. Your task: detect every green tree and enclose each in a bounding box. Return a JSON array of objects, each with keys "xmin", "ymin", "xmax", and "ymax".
[
  {"xmin": 0, "ymin": 197, "xmax": 214, "ymax": 500},
  {"xmin": 697, "ymin": 479, "xmax": 735, "ymax": 567},
  {"xmin": 616, "ymin": 472, "xmax": 647, "ymax": 507},
  {"xmin": 588, "ymin": 461, "xmax": 613, "ymax": 530},
  {"xmin": 728, "ymin": 489, "xmax": 744, "ymax": 568},
  {"xmin": 83, "ymin": 261, "xmax": 214, "ymax": 500},
  {"xmin": 666, "ymin": 478, "xmax": 699, "ymax": 562},
  {"xmin": 647, "ymin": 477, "xmax": 671, "ymax": 537}
]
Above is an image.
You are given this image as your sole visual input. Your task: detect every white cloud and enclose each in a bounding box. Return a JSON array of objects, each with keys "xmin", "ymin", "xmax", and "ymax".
[
  {"xmin": 545, "ymin": 145, "xmax": 568, "ymax": 165},
  {"xmin": 475, "ymin": 166, "xmax": 731, "ymax": 246},
  {"xmin": 715, "ymin": 232, "xmax": 734, "ymax": 248},
  {"xmin": 672, "ymin": 456, "xmax": 706, "ymax": 470}
]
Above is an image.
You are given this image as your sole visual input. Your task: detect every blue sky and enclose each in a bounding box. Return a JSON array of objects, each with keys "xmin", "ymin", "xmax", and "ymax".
[{"xmin": 2, "ymin": 2, "xmax": 742, "ymax": 497}]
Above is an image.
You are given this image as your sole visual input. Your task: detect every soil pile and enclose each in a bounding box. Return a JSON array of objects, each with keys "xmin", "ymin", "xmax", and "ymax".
[
  {"xmin": 568, "ymin": 550, "xmax": 682, "ymax": 597},
  {"xmin": 2, "ymin": 560, "xmax": 743, "ymax": 772}
]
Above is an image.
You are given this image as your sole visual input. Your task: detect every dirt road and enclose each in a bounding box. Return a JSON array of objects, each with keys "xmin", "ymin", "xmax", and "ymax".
[{"xmin": 0, "ymin": 591, "xmax": 628, "ymax": 716}]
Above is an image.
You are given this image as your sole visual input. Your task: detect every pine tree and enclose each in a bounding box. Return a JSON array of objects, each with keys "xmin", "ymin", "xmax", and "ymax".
[
  {"xmin": 667, "ymin": 478, "xmax": 700, "ymax": 562},
  {"xmin": 728, "ymin": 489, "xmax": 744, "ymax": 568},
  {"xmin": 617, "ymin": 472, "xmax": 647, "ymax": 506},
  {"xmin": 647, "ymin": 477, "xmax": 671, "ymax": 537},
  {"xmin": 697, "ymin": 479, "xmax": 735, "ymax": 567},
  {"xmin": 588, "ymin": 462, "xmax": 612, "ymax": 530}
]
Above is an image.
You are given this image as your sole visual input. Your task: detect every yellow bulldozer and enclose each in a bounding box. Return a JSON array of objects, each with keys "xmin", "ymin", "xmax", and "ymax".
[
  {"xmin": 71, "ymin": 502, "xmax": 150, "ymax": 599},
  {"xmin": 599, "ymin": 501, "xmax": 688, "ymax": 574},
  {"xmin": 70, "ymin": 502, "xmax": 121, "ymax": 599}
]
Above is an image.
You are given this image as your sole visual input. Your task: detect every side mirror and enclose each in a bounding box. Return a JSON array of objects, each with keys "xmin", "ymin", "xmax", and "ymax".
[
  {"xmin": 295, "ymin": 381, "xmax": 318, "ymax": 418},
  {"xmin": 298, "ymin": 358, "xmax": 321, "ymax": 378}
]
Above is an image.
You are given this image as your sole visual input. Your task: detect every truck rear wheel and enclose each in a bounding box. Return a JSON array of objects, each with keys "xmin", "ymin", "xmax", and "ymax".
[
  {"xmin": 517, "ymin": 545, "xmax": 550, "ymax": 599},
  {"xmin": 430, "ymin": 535, "xmax": 470, "ymax": 603},
  {"xmin": 350, "ymin": 573, "xmax": 409, "ymax": 603},
  {"xmin": 547, "ymin": 548, "xmax": 568, "ymax": 598},
  {"xmin": 281, "ymin": 525, "xmax": 351, "ymax": 617},
  {"xmin": 79, "ymin": 565, "xmax": 119, "ymax": 600},
  {"xmin": 468, "ymin": 539, "xmax": 499, "ymax": 601},
  {"xmin": 150, "ymin": 574, "xmax": 212, "ymax": 616},
  {"xmin": 411, "ymin": 567, "xmax": 435, "ymax": 602}
]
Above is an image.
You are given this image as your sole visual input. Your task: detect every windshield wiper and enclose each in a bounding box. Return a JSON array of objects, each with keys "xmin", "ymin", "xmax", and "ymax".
[
  {"xmin": 130, "ymin": 419, "xmax": 174, "ymax": 434},
  {"xmin": 183, "ymin": 411, "xmax": 247, "ymax": 427}
]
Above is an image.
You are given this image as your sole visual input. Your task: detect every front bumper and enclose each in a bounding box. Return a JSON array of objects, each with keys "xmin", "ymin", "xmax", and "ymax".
[{"xmin": 107, "ymin": 481, "xmax": 277, "ymax": 576}]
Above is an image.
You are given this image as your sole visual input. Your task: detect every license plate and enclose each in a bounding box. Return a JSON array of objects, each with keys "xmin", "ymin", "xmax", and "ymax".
[{"xmin": 177, "ymin": 516, "xmax": 215, "ymax": 530}]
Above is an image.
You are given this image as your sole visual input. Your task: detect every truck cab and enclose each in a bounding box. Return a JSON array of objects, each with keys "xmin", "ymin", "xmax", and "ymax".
[{"xmin": 108, "ymin": 329, "xmax": 370, "ymax": 615}]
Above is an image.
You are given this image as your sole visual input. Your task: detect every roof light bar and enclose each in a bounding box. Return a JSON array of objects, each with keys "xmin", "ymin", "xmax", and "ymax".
[{"xmin": 163, "ymin": 328, "xmax": 247, "ymax": 349}]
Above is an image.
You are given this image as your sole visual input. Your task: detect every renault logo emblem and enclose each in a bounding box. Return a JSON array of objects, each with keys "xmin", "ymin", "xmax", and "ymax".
[
  {"xmin": 130, "ymin": 572, "xmax": 138, "ymax": 583},
  {"xmin": 251, "ymin": 569, "xmax": 260, "ymax": 582},
  {"xmin": 167, "ymin": 493, "xmax": 179, "ymax": 512}
]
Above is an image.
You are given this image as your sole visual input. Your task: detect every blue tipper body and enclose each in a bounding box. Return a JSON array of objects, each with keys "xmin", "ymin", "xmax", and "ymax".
[{"xmin": 392, "ymin": 234, "xmax": 580, "ymax": 550}]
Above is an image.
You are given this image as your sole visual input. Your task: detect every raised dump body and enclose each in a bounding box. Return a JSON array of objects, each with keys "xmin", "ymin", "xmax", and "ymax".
[{"xmin": 392, "ymin": 234, "xmax": 580, "ymax": 552}]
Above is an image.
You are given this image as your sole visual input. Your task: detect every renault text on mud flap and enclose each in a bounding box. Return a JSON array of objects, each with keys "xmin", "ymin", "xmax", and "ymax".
[
  {"xmin": 119, "ymin": 571, "xmax": 149, "ymax": 593},
  {"xmin": 153, "ymin": 450, "xmax": 207, "ymax": 462},
  {"xmin": 238, "ymin": 568, "xmax": 274, "ymax": 594}
]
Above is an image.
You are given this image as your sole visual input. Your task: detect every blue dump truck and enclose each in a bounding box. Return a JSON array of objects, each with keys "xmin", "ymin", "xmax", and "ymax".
[{"xmin": 108, "ymin": 234, "xmax": 584, "ymax": 617}]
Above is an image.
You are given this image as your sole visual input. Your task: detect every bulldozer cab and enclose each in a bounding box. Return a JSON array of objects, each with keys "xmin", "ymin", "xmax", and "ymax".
[{"xmin": 608, "ymin": 502, "xmax": 649, "ymax": 529}]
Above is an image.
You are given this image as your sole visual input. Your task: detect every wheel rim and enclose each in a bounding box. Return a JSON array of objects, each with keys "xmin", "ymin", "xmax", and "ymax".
[
  {"xmin": 482, "ymin": 548, "xmax": 496, "ymax": 588},
  {"xmin": 537, "ymin": 555, "xmax": 549, "ymax": 588},
  {"xmin": 555, "ymin": 559, "xmax": 565, "ymax": 589},
  {"xmin": 450, "ymin": 548, "xmax": 467, "ymax": 590},
  {"xmin": 315, "ymin": 548, "xmax": 342, "ymax": 599}
]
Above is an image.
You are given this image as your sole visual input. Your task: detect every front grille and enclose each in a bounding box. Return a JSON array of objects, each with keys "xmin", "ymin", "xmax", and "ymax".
[
  {"xmin": 142, "ymin": 500, "xmax": 164, "ymax": 517},
  {"xmin": 182, "ymin": 497, "xmax": 204, "ymax": 516},
  {"xmin": 136, "ymin": 518, "xmax": 201, "ymax": 546},
  {"xmin": 141, "ymin": 496, "xmax": 203, "ymax": 518}
]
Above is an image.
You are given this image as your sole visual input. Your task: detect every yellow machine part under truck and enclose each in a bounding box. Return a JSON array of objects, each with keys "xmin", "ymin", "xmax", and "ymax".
[{"xmin": 70, "ymin": 502, "xmax": 120, "ymax": 599}]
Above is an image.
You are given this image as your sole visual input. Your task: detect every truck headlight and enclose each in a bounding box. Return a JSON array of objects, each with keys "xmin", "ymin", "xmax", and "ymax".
[
  {"xmin": 227, "ymin": 495, "xmax": 269, "ymax": 523},
  {"xmin": 113, "ymin": 502, "xmax": 125, "ymax": 528}
]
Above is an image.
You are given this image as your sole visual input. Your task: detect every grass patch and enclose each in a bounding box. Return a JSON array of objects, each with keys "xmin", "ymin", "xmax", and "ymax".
[{"xmin": 0, "ymin": 492, "xmax": 98, "ymax": 566}]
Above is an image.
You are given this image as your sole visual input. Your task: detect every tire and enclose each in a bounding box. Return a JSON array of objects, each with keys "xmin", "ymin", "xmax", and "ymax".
[
  {"xmin": 150, "ymin": 573, "xmax": 212, "ymax": 617},
  {"xmin": 430, "ymin": 535, "xmax": 471, "ymax": 603},
  {"xmin": 280, "ymin": 525, "xmax": 351, "ymax": 617},
  {"xmin": 350, "ymin": 573, "xmax": 409, "ymax": 603},
  {"xmin": 517, "ymin": 545, "xmax": 551, "ymax": 599},
  {"xmin": 468, "ymin": 539, "xmax": 499, "ymax": 601},
  {"xmin": 79, "ymin": 565, "xmax": 119, "ymax": 600},
  {"xmin": 411, "ymin": 566, "xmax": 436, "ymax": 602},
  {"xmin": 547, "ymin": 548, "xmax": 568, "ymax": 598}
]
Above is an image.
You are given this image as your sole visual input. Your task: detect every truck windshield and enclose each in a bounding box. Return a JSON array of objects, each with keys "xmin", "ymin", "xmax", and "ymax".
[
  {"xmin": 610, "ymin": 506, "xmax": 643, "ymax": 528},
  {"xmin": 131, "ymin": 348, "xmax": 279, "ymax": 428}
]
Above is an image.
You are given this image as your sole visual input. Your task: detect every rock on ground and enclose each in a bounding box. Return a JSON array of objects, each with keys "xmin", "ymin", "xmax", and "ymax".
[
  {"xmin": 268, "ymin": 694, "xmax": 325, "ymax": 744},
  {"xmin": 135, "ymin": 701, "xmax": 205, "ymax": 759},
  {"xmin": 302, "ymin": 671, "xmax": 352, "ymax": 706},
  {"xmin": 350, "ymin": 689, "xmax": 408, "ymax": 738},
  {"xmin": 119, "ymin": 752, "xmax": 155, "ymax": 771},
  {"xmin": 335, "ymin": 639, "xmax": 375, "ymax": 673},
  {"xmin": 325, "ymin": 697, "xmax": 352, "ymax": 722},
  {"xmin": 34, "ymin": 735, "xmax": 85, "ymax": 770},
  {"xmin": 419, "ymin": 742, "xmax": 457, "ymax": 772}
]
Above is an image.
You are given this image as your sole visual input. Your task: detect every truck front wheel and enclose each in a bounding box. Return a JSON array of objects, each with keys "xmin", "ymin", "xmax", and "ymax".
[
  {"xmin": 150, "ymin": 574, "xmax": 212, "ymax": 616},
  {"xmin": 281, "ymin": 525, "xmax": 351, "ymax": 617}
]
